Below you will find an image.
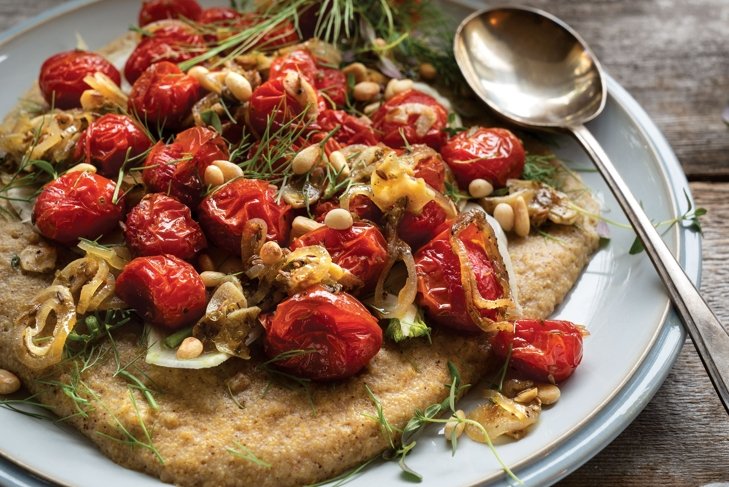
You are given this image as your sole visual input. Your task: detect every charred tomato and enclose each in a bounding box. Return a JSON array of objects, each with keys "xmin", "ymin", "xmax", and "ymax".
[
  {"xmin": 38, "ymin": 50, "xmax": 121, "ymax": 109},
  {"xmin": 371, "ymin": 89, "xmax": 448, "ymax": 150},
  {"xmin": 138, "ymin": 0, "xmax": 203, "ymax": 26}
]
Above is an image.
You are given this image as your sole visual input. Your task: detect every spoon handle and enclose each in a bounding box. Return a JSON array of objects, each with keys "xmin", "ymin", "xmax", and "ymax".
[{"xmin": 570, "ymin": 123, "xmax": 729, "ymax": 413}]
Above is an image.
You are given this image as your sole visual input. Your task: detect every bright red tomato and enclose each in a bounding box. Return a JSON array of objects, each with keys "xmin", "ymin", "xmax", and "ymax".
[
  {"xmin": 197, "ymin": 178, "xmax": 293, "ymax": 254},
  {"xmin": 128, "ymin": 61, "xmax": 202, "ymax": 132},
  {"xmin": 371, "ymin": 89, "xmax": 448, "ymax": 150},
  {"xmin": 290, "ymin": 222, "xmax": 388, "ymax": 292},
  {"xmin": 315, "ymin": 68, "xmax": 347, "ymax": 108},
  {"xmin": 268, "ymin": 49, "xmax": 318, "ymax": 82},
  {"xmin": 263, "ymin": 286, "xmax": 383, "ymax": 381},
  {"xmin": 138, "ymin": 0, "xmax": 203, "ymax": 26},
  {"xmin": 247, "ymin": 75, "xmax": 323, "ymax": 136},
  {"xmin": 491, "ymin": 319, "xmax": 584, "ymax": 383},
  {"xmin": 314, "ymin": 195, "xmax": 383, "ymax": 225},
  {"xmin": 124, "ymin": 193, "xmax": 206, "ymax": 260},
  {"xmin": 116, "ymin": 255, "xmax": 206, "ymax": 330},
  {"xmin": 415, "ymin": 218, "xmax": 505, "ymax": 332},
  {"xmin": 73, "ymin": 114, "xmax": 152, "ymax": 177},
  {"xmin": 398, "ymin": 200, "xmax": 449, "ymax": 250},
  {"xmin": 38, "ymin": 50, "xmax": 121, "ymax": 109},
  {"xmin": 33, "ymin": 172, "xmax": 124, "ymax": 245},
  {"xmin": 441, "ymin": 127, "xmax": 526, "ymax": 188},
  {"xmin": 198, "ymin": 7, "xmax": 241, "ymax": 25},
  {"xmin": 315, "ymin": 110, "xmax": 379, "ymax": 146},
  {"xmin": 406, "ymin": 145, "xmax": 447, "ymax": 192},
  {"xmin": 174, "ymin": 126, "xmax": 229, "ymax": 174}
]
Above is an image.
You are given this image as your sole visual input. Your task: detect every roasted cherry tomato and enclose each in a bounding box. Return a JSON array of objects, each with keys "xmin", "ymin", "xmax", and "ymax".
[
  {"xmin": 124, "ymin": 23, "xmax": 206, "ymax": 84},
  {"xmin": 74, "ymin": 114, "xmax": 152, "ymax": 177},
  {"xmin": 235, "ymin": 14, "xmax": 299, "ymax": 50},
  {"xmin": 138, "ymin": 0, "xmax": 203, "ymax": 26},
  {"xmin": 415, "ymin": 219, "xmax": 505, "ymax": 332},
  {"xmin": 314, "ymin": 195, "xmax": 383, "ymax": 225},
  {"xmin": 198, "ymin": 7, "xmax": 241, "ymax": 25},
  {"xmin": 406, "ymin": 145, "xmax": 447, "ymax": 192},
  {"xmin": 268, "ymin": 49, "xmax": 318, "ymax": 83},
  {"xmin": 263, "ymin": 286, "xmax": 383, "ymax": 381},
  {"xmin": 198, "ymin": 178, "xmax": 293, "ymax": 254},
  {"xmin": 491, "ymin": 319, "xmax": 584, "ymax": 383},
  {"xmin": 315, "ymin": 68, "xmax": 347, "ymax": 108},
  {"xmin": 33, "ymin": 172, "xmax": 125, "ymax": 245},
  {"xmin": 291, "ymin": 222, "xmax": 388, "ymax": 292},
  {"xmin": 124, "ymin": 193, "xmax": 206, "ymax": 260},
  {"xmin": 247, "ymin": 75, "xmax": 324, "ymax": 136},
  {"xmin": 398, "ymin": 201, "xmax": 449, "ymax": 251},
  {"xmin": 38, "ymin": 50, "xmax": 121, "ymax": 109},
  {"xmin": 174, "ymin": 126, "xmax": 229, "ymax": 173},
  {"xmin": 441, "ymin": 127, "xmax": 526, "ymax": 188},
  {"xmin": 371, "ymin": 89, "xmax": 448, "ymax": 150},
  {"xmin": 116, "ymin": 255, "xmax": 206, "ymax": 330},
  {"xmin": 315, "ymin": 110, "xmax": 379, "ymax": 146},
  {"xmin": 128, "ymin": 61, "xmax": 202, "ymax": 132}
]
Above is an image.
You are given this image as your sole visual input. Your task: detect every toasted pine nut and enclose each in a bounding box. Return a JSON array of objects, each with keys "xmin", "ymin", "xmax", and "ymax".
[
  {"xmin": 204, "ymin": 165, "xmax": 225, "ymax": 186},
  {"xmin": 353, "ymin": 81, "xmax": 381, "ymax": 102},
  {"xmin": 493, "ymin": 203, "xmax": 514, "ymax": 232},
  {"xmin": 444, "ymin": 409, "xmax": 466, "ymax": 441},
  {"xmin": 0, "ymin": 369, "xmax": 21, "ymax": 395},
  {"xmin": 324, "ymin": 208, "xmax": 354, "ymax": 231},
  {"xmin": 259, "ymin": 241, "xmax": 283, "ymax": 265},
  {"xmin": 514, "ymin": 387, "xmax": 539, "ymax": 404},
  {"xmin": 213, "ymin": 160, "xmax": 244, "ymax": 181},
  {"xmin": 328, "ymin": 150, "xmax": 350, "ymax": 178},
  {"xmin": 225, "ymin": 71, "xmax": 252, "ymax": 102},
  {"xmin": 66, "ymin": 163, "xmax": 97, "ymax": 174},
  {"xmin": 513, "ymin": 196, "xmax": 530, "ymax": 237},
  {"xmin": 537, "ymin": 384, "xmax": 561, "ymax": 405},
  {"xmin": 384, "ymin": 78, "xmax": 414, "ymax": 100},
  {"xmin": 200, "ymin": 271, "xmax": 227, "ymax": 288},
  {"xmin": 468, "ymin": 178, "xmax": 493, "ymax": 198},
  {"xmin": 292, "ymin": 145, "xmax": 322, "ymax": 175},
  {"xmin": 342, "ymin": 62, "xmax": 368, "ymax": 83},
  {"xmin": 201, "ymin": 73, "xmax": 224, "ymax": 94},
  {"xmin": 198, "ymin": 253, "xmax": 215, "ymax": 272},
  {"xmin": 176, "ymin": 337, "xmax": 204, "ymax": 360},
  {"xmin": 419, "ymin": 62, "xmax": 437, "ymax": 80},
  {"xmin": 188, "ymin": 65, "xmax": 209, "ymax": 83},
  {"xmin": 291, "ymin": 216, "xmax": 324, "ymax": 238},
  {"xmin": 80, "ymin": 89, "xmax": 105, "ymax": 111},
  {"xmin": 366, "ymin": 69, "xmax": 387, "ymax": 85},
  {"xmin": 363, "ymin": 102, "xmax": 381, "ymax": 115}
]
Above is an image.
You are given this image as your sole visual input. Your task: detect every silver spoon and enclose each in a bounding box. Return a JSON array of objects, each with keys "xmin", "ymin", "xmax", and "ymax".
[{"xmin": 454, "ymin": 6, "xmax": 729, "ymax": 413}]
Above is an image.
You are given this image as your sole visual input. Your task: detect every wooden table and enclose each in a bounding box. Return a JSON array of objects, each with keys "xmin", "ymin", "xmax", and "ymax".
[{"xmin": 1, "ymin": 1, "xmax": 728, "ymax": 485}]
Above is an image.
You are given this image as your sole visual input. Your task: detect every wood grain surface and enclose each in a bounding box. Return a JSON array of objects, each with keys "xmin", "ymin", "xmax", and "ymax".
[{"xmin": 1, "ymin": 1, "xmax": 728, "ymax": 486}]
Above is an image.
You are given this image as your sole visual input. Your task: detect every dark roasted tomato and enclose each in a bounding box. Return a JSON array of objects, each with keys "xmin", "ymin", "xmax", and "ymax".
[
  {"xmin": 198, "ymin": 178, "xmax": 293, "ymax": 254},
  {"xmin": 247, "ymin": 75, "xmax": 323, "ymax": 136},
  {"xmin": 491, "ymin": 319, "xmax": 584, "ymax": 383},
  {"xmin": 415, "ymin": 219, "xmax": 504, "ymax": 332},
  {"xmin": 315, "ymin": 68, "xmax": 347, "ymax": 108},
  {"xmin": 116, "ymin": 255, "xmax": 206, "ymax": 330},
  {"xmin": 371, "ymin": 89, "xmax": 448, "ymax": 150},
  {"xmin": 313, "ymin": 195, "xmax": 383, "ymax": 224},
  {"xmin": 124, "ymin": 23, "xmax": 206, "ymax": 84},
  {"xmin": 138, "ymin": 0, "xmax": 203, "ymax": 26},
  {"xmin": 398, "ymin": 200, "xmax": 449, "ymax": 250},
  {"xmin": 124, "ymin": 193, "xmax": 206, "ymax": 260},
  {"xmin": 73, "ymin": 114, "xmax": 152, "ymax": 177},
  {"xmin": 441, "ymin": 127, "xmax": 526, "ymax": 188},
  {"xmin": 198, "ymin": 7, "xmax": 241, "ymax": 25},
  {"xmin": 315, "ymin": 110, "xmax": 379, "ymax": 146},
  {"xmin": 268, "ymin": 49, "xmax": 318, "ymax": 82},
  {"xmin": 38, "ymin": 50, "xmax": 121, "ymax": 109},
  {"xmin": 263, "ymin": 286, "xmax": 383, "ymax": 381},
  {"xmin": 174, "ymin": 126, "xmax": 229, "ymax": 174},
  {"xmin": 128, "ymin": 61, "xmax": 202, "ymax": 132},
  {"xmin": 33, "ymin": 172, "xmax": 124, "ymax": 245},
  {"xmin": 291, "ymin": 222, "xmax": 388, "ymax": 292}
]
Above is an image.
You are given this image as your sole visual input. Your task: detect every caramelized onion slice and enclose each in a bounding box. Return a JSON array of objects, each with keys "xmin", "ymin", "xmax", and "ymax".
[
  {"xmin": 373, "ymin": 240, "xmax": 418, "ymax": 319},
  {"xmin": 465, "ymin": 390, "xmax": 541, "ymax": 441}
]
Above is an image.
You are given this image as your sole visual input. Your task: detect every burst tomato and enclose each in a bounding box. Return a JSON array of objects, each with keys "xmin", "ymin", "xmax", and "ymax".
[
  {"xmin": 315, "ymin": 68, "xmax": 347, "ymax": 108},
  {"xmin": 174, "ymin": 126, "xmax": 229, "ymax": 173},
  {"xmin": 247, "ymin": 75, "xmax": 324, "ymax": 137},
  {"xmin": 128, "ymin": 61, "xmax": 202, "ymax": 132},
  {"xmin": 38, "ymin": 50, "xmax": 121, "ymax": 109},
  {"xmin": 441, "ymin": 127, "xmax": 526, "ymax": 188},
  {"xmin": 124, "ymin": 193, "xmax": 206, "ymax": 260},
  {"xmin": 198, "ymin": 178, "xmax": 293, "ymax": 254},
  {"xmin": 407, "ymin": 145, "xmax": 447, "ymax": 191},
  {"xmin": 371, "ymin": 89, "xmax": 448, "ymax": 150},
  {"xmin": 491, "ymin": 319, "xmax": 584, "ymax": 383},
  {"xmin": 315, "ymin": 110, "xmax": 379, "ymax": 146},
  {"xmin": 138, "ymin": 0, "xmax": 203, "ymax": 26},
  {"xmin": 116, "ymin": 255, "xmax": 206, "ymax": 330},
  {"xmin": 291, "ymin": 222, "xmax": 388, "ymax": 292},
  {"xmin": 199, "ymin": 7, "xmax": 241, "ymax": 25},
  {"xmin": 263, "ymin": 286, "xmax": 383, "ymax": 381},
  {"xmin": 398, "ymin": 200, "xmax": 449, "ymax": 250},
  {"xmin": 74, "ymin": 114, "xmax": 152, "ymax": 177},
  {"xmin": 33, "ymin": 172, "xmax": 124, "ymax": 245},
  {"xmin": 268, "ymin": 49, "xmax": 318, "ymax": 82}
]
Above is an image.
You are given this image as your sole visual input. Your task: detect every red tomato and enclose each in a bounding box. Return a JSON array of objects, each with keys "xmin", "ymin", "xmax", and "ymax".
[
  {"xmin": 415, "ymin": 219, "xmax": 505, "ymax": 332},
  {"xmin": 268, "ymin": 49, "xmax": 318, "ymax": 82},
  {"xmin": 491, "ymin": 319, "xmax": 584, "ymax": 383},
  {"xmin": 74, "ymin": 114, "xmax": 151, "ymax": 177},
  {"xmin": 128, "ymin": 61, "xmax": 202, "ymax": 132},
  {"xmin": 371, "ymin": 89, "xmax": 448, "ymax": 150},
  {"xmin": 138, "ymin": 0, "xmax": 203, "ymax": 26},
  {"xmin": 124, "ymin": 193, "xmax": 206, "ymax": 260},
  {"xmin": 235, "ymin": 14, "xmax": 299, "ymax": 50},
  {"xmin": 174, "ymin": 126, "xmax": 229, "ymax": 174},
  {"xmin": 199, "ymin": 7, "xmax": 241, "ymax": 25},
  {"xmin": 441, "ymin": 127, "xmax": 526, "ymax": 188},
  {"xmin": 263, "ymin": 286, "xmax": 383, "ymax": 381},
  {"xmin": 398, "ymin": 200, "xmax": 449, "ymax": 250},
  {"xmin": 407, "ymin": 146, "xmax": 447, "ymax": 192},
  {"xmin": 116, "ymin": 255, "xmax": 206, "ymax": 330},
  {"xmin": 247, "ymin": 75, "xmax": 323, "ymax": 136},
  {"xmin": 315, "ymin": 110, "xmax": 379, "ymax": 146},
  {"xmin": 38, "ymin": 50, "xmax": 121, "ymax": 109},
  {"xmin": 198, "ymin": 178, "xmax": 293, "ymax": 254},
  {"xmin": 314, "ymin": 195, "xmax": 383, "ymax": 224},
  {"xmin": 124, "ymin": 24, "xmax": 206, "ymax": 84},
  {"xmin": 315, "ymin": 68, "xmax": 347, "ymax": 108},
  {"xmin": 290, "ymin": 222, "xmax": 388, "ymax": 292},
  {"xmin": 33, "ymin": 172, "xmax": 124, "ymax": 245}
]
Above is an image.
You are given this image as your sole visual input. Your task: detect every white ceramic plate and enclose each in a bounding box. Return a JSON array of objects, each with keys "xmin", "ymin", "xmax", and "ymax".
[{"xmin": 0, "ymin": 1, "xmax": 699, "ymax": 486}]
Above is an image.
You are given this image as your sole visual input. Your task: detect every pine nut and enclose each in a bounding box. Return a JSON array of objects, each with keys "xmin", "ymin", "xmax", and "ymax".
[
  {"xmin": 384, "ymin": 78, "xmax": 414, "ymax": 100},
  {"xmin": 366, "ymin": 69, "xmax": 387, "ymax": 85},
  {"xmin": 201, "ymin": 73, "xmax": 224, "ymax": 94},
  {"xmin": 204, "ymin": 164, "xmax": 225, "ymax": 186},
  {"xmin": 514, "ymin": 387, "xmax": 539, "ymax": 404},
  {"xmin": 419, "ymin": 62, "xmax": 437, "ymax": 80},
  {"xmin": 66, "ymin": 163, "xmax": 97, "ymax": 174},
  {"xmin": 513, "ymin": 196, "xmax": 531, "ymax": 237},
  {"xmin": 342, "ymin": 62, "xmax": 368, "ymax": 83},
  {"xmin": 444, "ymin": 409, "xmax": 466, "ymax": 441},
  {"xmin": 363, "ymin": 102, "xmax": 381, "ymax": 115},
  {"xmin": 468, "ymin": 178, "xmax": 494, "ymax": 198},
  {"xmin": 200, "ymin": 271, "xmax": 227, "ymax": 288},
  {"xmin": 353, "ymin": 81, "xmax": 381, "ymax": 102},
  {"xmin": 493, "ymin": 203, "xmax": 515, "ymax": 232},
  {"xmin": 537, "ymin": 384, "xmax": 561, "ymax": 405},
  {"xmin": 0, "ymin": 369, "xmax": 20, "ymax": 395},
  {"xmin": 188, "ymin": 65, "xmax": 209, "ymax": 83},
  {"xmin": 198, "ymin": 253, "xmax": 215, "ymax": 272},
  {"xmin": 80, "ymin": 89, "xmax": 105, "ymax": 111},
  {"xmin": 213, "ymin": 160, "xmax": 244, "ymax": 181},
  {"xmin": 292, "ymin": 145, "xmax": 322, "ymax": 175},
  {"xmin": 225, "ymin": 71, "xmax": 252, "ymax": 102},
  {"xmin": 291, "ymin": 216, "xmax": 324, "ymax": 238},
  {"xmin": 259, "ymin": 241, "xmax": 283, "ymax": 265},
  {"xmin": 324, "ymin": 208, "xmax": 354, "ymax": 230},
  {"xmin": 328, "ymin": 150, "xmax": 350, "ymax": 178},
  {"xmin": 176, "ymin": 337, "xmax": 204, "ymax": 360}
]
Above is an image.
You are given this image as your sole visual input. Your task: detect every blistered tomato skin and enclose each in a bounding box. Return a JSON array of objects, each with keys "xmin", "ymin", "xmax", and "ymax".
[
  {"xmin": 74, "ymin": 114, "xmax": 152, "ymax": 177},
  {"xmin": 268, "ymin": 49, "xmax": 318, "ymax": 83},
  {"xmin": 38, "ymin": 50, "xmax": 121, "ymax": 109},
  {"xmin": 198, "ymin": 178, "xmax": 293, "ymax": 254},
  {"xmin": 247, "ymin": 76, "xmax": 324, "ymax": 136},
  {"xmin": 441, "ymin": 127, "xmax": 526, "ymax": 188},
  {"xmin": 116, "ymin": 255, "xmax": 207, "ymax": 330},
  {"xmin": 263, "ymin": 286, "xmax": 383, "ymax": 381},
  {"xmin": 124, "ymin": 193, "xmax": 206, "ymax": 260},
  {"xmin": 315, "ymin": 68, "xmax": 347, "ymax": 108},
  {"xmin": 398, "ymin": 200, "xmax": 449, "ymax": 251},
  {"xmin": 315, "ymin": 110, "xmax": 379, "ymax": 146},
  {"xmin": 174, "ymin": 126, "xmax": 229, "ymax": 174},
  {"xmin": 491, "ymin": 319, "xmax": 584, "ymax": 383},
  {"xmin": 371, "ymin": 89, "xmax": 449, "ymax": 150},
  {"xmin": 138, "ymin": 0, "xmax": 203, "ymax": 26},
  {"xmin": 33, "ymin": 172, "xmax": 125, "ymax": 245}
]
